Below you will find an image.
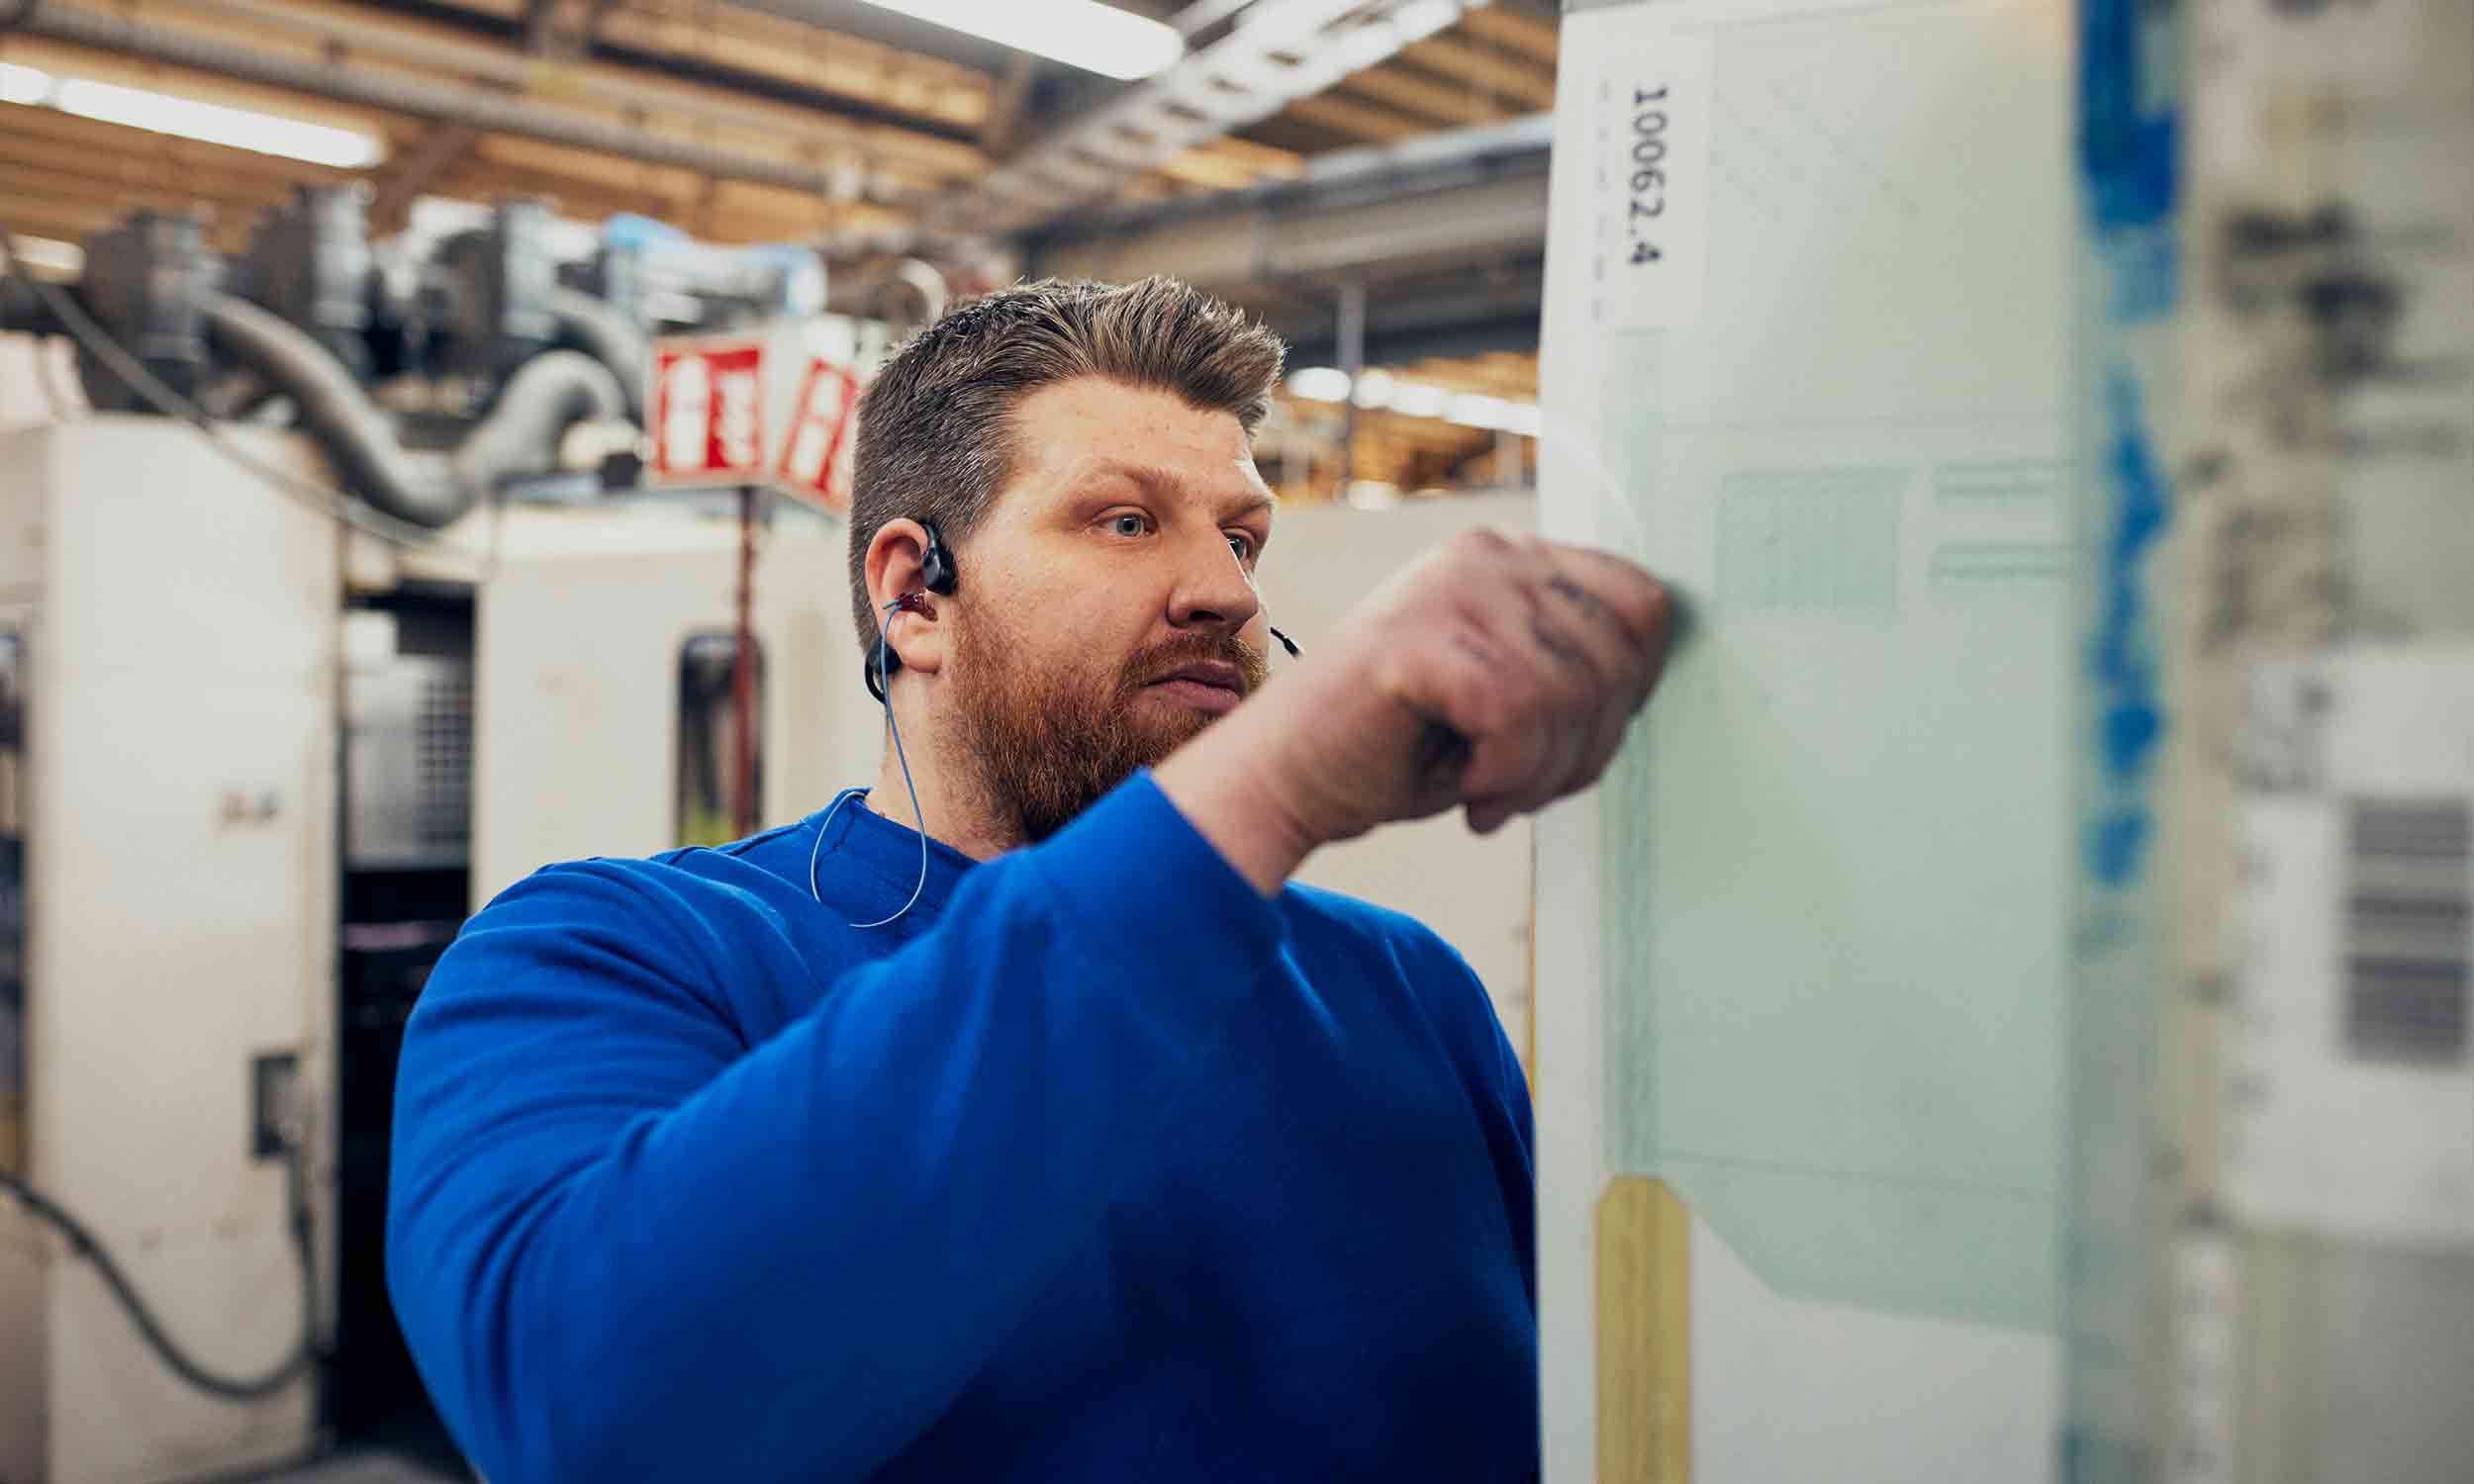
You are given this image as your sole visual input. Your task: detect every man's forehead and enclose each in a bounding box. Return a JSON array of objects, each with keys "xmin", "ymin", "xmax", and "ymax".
[
  {"xmin": 1006, "ymin": 379, "xmax": 1274, "ymax": 513},
  {"xmin": 1048, "ymin": 454, "xmax": 1277, "ymax": 516}
]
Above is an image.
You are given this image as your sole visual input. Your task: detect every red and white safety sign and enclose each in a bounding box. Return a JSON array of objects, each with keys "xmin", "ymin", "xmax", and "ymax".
[
  {"xmin": 775, "ymin": 357, "xmax": 865, "ymax": 512},
  {"xmin": 648, "ymin": 336, "xmax": 767, "ymax": 483}
]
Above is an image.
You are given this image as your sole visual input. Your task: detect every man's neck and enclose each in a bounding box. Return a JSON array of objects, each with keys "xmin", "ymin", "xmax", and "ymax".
[{"xmin": 866, "ymin": 716, "xmax": 1018, "ymax": 863}]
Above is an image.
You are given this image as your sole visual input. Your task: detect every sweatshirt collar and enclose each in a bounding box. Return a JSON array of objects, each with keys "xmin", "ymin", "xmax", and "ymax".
[{"xmin": 808, "ymin": 788, "xmax": 981, "ymax": 916}]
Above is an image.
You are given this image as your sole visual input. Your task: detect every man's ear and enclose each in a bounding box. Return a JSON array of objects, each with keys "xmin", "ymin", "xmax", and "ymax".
[{"xmin": 865, "ymin": 518, "xmax": 948, "ymax": 678}]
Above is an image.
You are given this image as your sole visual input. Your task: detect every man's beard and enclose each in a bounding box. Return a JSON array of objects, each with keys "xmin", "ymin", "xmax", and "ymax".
[{"xmin": 945, "ymin": 604, "xmax": 1270, "ymax": 844}]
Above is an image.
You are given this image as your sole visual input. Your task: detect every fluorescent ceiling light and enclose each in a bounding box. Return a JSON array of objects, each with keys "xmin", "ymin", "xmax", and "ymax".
[
  {"xmin": 1438, "ymin": 392, "xmax": 1542, "ymax": 435},
  {"xmin": 1392, "ymin": 0, "xmax": 1464, "ymax": 46},
  {"xmin": 1286, "ymin": 366, "xmax": 1351, "ymax": 402},
  {"xmin": 45, "ymin": 77, "xmax": 384, "ymax": 168},
  {"xmin": 856, "ymin": 0, "xmax": 1184, "ymax": 81},
  {"xmin": 1334, "ymin": 16, "xmax": 1411, "ymax": 70},
  {"xmin": 1286, "ymin": 368, "xmax": 1542, "ymax": 437},
  {"xmin": 0, "ymin": 62, "xmax": 50, "ymax": 106}
]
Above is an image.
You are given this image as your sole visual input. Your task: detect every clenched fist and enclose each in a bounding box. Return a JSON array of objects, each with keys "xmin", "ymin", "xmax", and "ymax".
[{"xmin": 1156, "ymin": 528, "xmax": 1673, "ymax": 895}]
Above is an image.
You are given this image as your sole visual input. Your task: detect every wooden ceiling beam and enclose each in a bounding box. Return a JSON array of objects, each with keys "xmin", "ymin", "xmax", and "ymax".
[
  {"xmin": 1143, "ymin": 135, "xmax": 1302, "ymax": 198},
  {"xmin": 1191, "ymin": 135, "xmax": 1305, "ymax": 175},
  {"xmin": 1339, "ymin": 63, "xmax": 1510, "ymax": 129},
  {"xmin": 0, "ymin": 126, "xmax": 333, "ymax": 207},
  {"xmin": 1395, "ymin": 350, "xmax": 1540, "ymax": 394},
  {"xmin": 0, "ymin": 158, "xmax": 293, "ymax": 223},
  {"xmin": 1458, "ymin": 5, "xmax": 1561, "ymax": 70},
  {"xmin": 429, "ymin": 165, "xmax": 677, "ymax": 228},
  {"xmin": 435, "ymin": 147, "xmax": 904, "ymax": 243},
  {"xmin": 0, "ymin": 32, "xmax": 409, "ymax": 142},
  {"xmin": 1400, "ymin": 35, "xmax": 1556, "ymax": 110},
  {"xmin": 579, "ymin": 0, "xmax": 992, "ymax": 132},
  {"xmin": 31, "ymin": 0, "xmax": 986, "ymax": 188},
  {"xmin": 1282, "ymin": 93, "xmax": 1431, "ymax": 145},
  {"xmin": 0, "ymin": 185, "xmax": 255, "ymax": 252},
  {"xmin": 0, "ymin": 198, "xmax": 126, "ymax": 243},
  {"xmin": 979, "ymin": 52, "xmax": 1039, "ymax": 156},
  {"xmin": 472, "ymin": 132, "xmax": 922, "ymax": 232},
  {"xmin": 214, "ymin": 0, "xmax": 992, "ymax": 135},
  {"xmin": 369, "ymin": 124, "xmax": 482, "ymax": 232},
  {"xmin": 1152, "ymin": 147, "xmax": 1271, "ymax": 193},
  {"xmin": 0, "ymin": 100, "xmax": 360, "ymax": 185},
  {"xmin": 443, "ymin": 144, "xmax": 702, "ymax": 215},
  {"xmin": 467, "ymin": 133, "xmax": 715, "ymax": 209}
]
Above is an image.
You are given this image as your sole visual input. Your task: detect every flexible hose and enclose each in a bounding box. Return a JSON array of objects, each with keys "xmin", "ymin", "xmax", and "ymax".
[
  {"xmin": 0, "ymin": 1149, "xmax": 319, "ymax": 1402},
  {"xmin": 548, "ymin": 286, "xmax": 649, "ymax": 423},
  {"xmin": 453, "ymin": 347, "xmax": 627, "ymax": 497},
  {"xmin": 202, "ymin": 293, "xmax": 624, "ymax": 528},
  {"xmin": 200, "ymin": 292, "xmax": 464, "ymax": 526}
]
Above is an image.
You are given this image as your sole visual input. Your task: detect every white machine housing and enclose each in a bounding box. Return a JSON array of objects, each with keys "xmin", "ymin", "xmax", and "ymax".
[{"xmin": 0, "ymin": 418, "xmax": 337, "ymax": 1484}]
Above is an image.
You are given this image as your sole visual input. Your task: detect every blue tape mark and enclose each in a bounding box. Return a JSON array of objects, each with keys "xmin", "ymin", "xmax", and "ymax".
[
  {"xmin": 2079, "ymin": 0, "xmax": 2179, "ymax": 232},
  {"xmin": 2085, "ymin": 368, "xmax": 2171, "ymax": 885}
]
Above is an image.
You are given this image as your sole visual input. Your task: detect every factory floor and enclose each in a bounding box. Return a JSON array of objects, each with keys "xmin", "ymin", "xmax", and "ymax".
[
  {"xmin": 242, "ymin": 1416, "xmax": 474, "ymax": 1484},
  {"xmin": 250, "ymin": 1452, "xmax": 469, "ymax": 1484}
]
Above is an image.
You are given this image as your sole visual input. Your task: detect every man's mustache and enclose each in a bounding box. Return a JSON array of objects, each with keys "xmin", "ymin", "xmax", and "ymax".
[{"xmin": 1122, "ymin": 632, "xmax": 1271, "ymax": 697}]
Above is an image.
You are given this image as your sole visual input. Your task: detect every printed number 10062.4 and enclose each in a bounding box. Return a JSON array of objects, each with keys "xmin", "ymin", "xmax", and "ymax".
[{"xmin": 1626, "ymin": 86, "xmax": 1669, "ymax": 265}]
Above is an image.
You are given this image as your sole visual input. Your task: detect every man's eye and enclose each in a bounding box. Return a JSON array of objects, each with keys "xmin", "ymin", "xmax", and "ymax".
[
  {"xmin": 1226, "ymin": 532, "xmax": 1254, "ymax": 561},
  {"xmin": 1108, "ymin": 513, "xmax": 1148, "ymax": 538}
]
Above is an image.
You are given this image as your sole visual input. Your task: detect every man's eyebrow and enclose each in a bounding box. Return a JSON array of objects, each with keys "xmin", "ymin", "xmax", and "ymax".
[{"xmin": 1074, "ymin": 459, "xmax": 1276, "ymax": 521}]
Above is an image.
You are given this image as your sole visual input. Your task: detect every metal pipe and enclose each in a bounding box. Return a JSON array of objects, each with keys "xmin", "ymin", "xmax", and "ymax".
[
  {"xmin": 732, "ymin": 486, "xmax": 758, "ymax": 838},
  {"xmin": 546, "ymin": 287, "xmax": 648, "ymax": 423},
  {"xmin": 449, "ymin": 348, "xmax": 627, "ymax": 502},
  {"xmin": 203, "ymin": 292, "xmax": 623, "ymax": 527},
  {"xmin": 19, "ymin": 3, "xmax": 904, "ymax": 200},
  {"xmin": 198, "ymin": 291, "xmax": 462, "ymax": 526},
  {"xmin": 1033, "ymin": 113, "xmax": 1551, "ymax": 246}
]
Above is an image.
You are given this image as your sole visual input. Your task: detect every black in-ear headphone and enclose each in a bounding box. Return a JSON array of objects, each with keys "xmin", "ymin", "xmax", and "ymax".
[
  {"xmin": 866, "ymin": 519, "xmax": 955, "ymax": 702},
  {"xmin": 917, "ymin": 519, "xmax": 958, "ymax": 599}
]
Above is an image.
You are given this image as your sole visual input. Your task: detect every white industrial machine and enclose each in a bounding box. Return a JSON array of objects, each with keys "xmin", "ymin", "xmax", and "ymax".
[{"xmin": 0, "ymin": 420, "xmax": 338, "ymax": 1484}]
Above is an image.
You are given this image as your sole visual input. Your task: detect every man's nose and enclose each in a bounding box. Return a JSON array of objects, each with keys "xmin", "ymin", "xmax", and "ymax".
[{"xmin": 1167, "ymin": 529, "xmax": 1263, "ymax": 633}]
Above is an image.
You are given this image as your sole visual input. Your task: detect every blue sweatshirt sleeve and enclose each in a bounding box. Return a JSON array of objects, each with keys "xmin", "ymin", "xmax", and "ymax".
[
  {"xmin": 385, "ymin": 775, "xmax": 1282, "ymax": 1484},
  {"xmin": 1418, "ymin": 932, "xmax": 1535, "ymax": 1311}
]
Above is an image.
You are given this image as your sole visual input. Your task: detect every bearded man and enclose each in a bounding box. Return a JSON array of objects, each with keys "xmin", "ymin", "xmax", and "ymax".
[{"xmin": 388, "ymin": 277, "xmax": 1671, "ymax": 1483}]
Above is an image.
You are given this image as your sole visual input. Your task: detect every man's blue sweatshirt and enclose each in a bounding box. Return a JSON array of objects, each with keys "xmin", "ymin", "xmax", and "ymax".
[{"xmin": 387, "ymin": 772, "xmax": 1537, "ymax": 1482}]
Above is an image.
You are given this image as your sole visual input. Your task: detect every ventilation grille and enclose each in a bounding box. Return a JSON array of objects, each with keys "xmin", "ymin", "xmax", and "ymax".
[{"xmin": 416, "ymin": 668, "xmax": 472, "ymax": 847}]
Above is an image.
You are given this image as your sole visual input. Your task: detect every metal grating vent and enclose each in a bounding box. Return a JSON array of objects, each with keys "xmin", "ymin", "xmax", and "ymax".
[{"xmin": 416, "ymin": 668, "xmax": 471, "ymax": 847}]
